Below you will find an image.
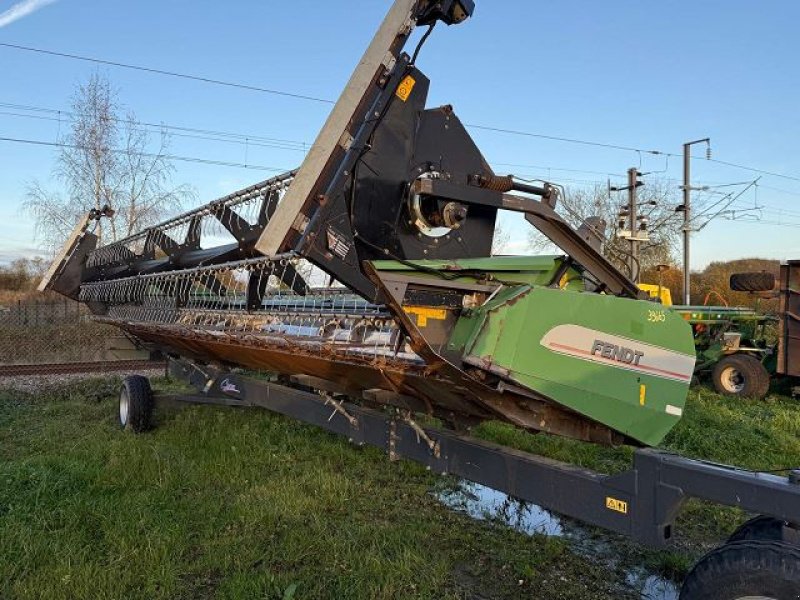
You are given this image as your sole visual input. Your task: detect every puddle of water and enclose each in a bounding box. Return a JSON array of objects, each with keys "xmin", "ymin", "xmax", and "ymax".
[
  {"xmin": 437, "ymin": 480, "xmax": 680, "ymax": 600},
  {"xmin": 438, "ymin": 481, "xmax": 564, "ymax": 536},
  {"xmin": 625, "ymin": 569, "xmax": 680, "ymax": 600}
]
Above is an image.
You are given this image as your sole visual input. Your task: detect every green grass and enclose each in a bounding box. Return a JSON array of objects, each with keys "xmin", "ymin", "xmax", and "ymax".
[
  {"xmin": 1, "ymin": 378, "xmax": 799, "ymax": 599},
  {"xmin": 474, "ymin": 385, "xmax": 800, "ymax": 475},
  {"xmin": 1, "ymin": 378, "xmax": 632, "ymax": 600}
]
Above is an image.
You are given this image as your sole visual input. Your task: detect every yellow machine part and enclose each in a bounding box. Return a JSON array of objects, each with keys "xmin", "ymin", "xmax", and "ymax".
[{"xmin": 638, "ymin": 283, "xmax": 673, "ymax": 306}]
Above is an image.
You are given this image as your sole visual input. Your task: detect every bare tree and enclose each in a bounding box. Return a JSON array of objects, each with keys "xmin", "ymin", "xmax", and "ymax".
[
  {"xmin": 23, "ymin": 73, "xmax": 193, "ymax": 252},
  {"xmin": 528, "ymin": 179, "xmax": 682, "ymax": 277},
  {"xmin": 491, "ymin": 213, "xmax": 512, "ymax": 255}
]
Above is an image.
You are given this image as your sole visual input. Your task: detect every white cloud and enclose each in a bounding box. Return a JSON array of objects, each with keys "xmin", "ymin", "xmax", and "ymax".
[{"xmin": 0, "ymin": 0, "xmax": 58, "ymax": 28}]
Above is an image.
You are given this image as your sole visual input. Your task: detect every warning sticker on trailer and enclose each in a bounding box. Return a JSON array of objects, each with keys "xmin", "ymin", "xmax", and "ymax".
[
  {"xmin": 606, "ymin": 496, "xmax": 628, "ymax": 514},
  {"xmin": 396, "ymin": 75, "xmax": 416, "ymax": 102}
]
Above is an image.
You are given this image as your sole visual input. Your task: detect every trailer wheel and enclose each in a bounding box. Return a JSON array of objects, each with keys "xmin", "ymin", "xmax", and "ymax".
[
  {"xmin": 711, "ymin": 353, "xmax": 770, "ymax": 398},
  {"xmin": 730, "ymin": 271, "xmax": 775, "ymax": 292},
  {"xmin": 119, "ymin": 375, "xmax": 154, "ymax": 432},
  {"xmin": 679, "ymin": 540, "xmax": 800, "ymax": 599},
  {"xmin": 728, "ymin": 515, "xmax": 800, "ymax": 545}
]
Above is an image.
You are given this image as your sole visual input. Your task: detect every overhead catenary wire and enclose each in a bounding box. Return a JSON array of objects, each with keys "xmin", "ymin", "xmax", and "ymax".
[
  {"xmin": 0, "ymin": 103, "xmax": 630, "ymax": 181},
  {"xmin": 0, "ymin": 135, "xmax": 291, "ymax": 172},
  {"xmin": 691, "ymin": 179, "xmax": 760, "ymax": 231},
  {"xmin": 2, "ymin": 42, "xmax": 800, "ymax": 187},
  {"xmin": 0, "ymin": 102, "xmax": 636, "ymax": 183},
  {"xmin": 4, "ymin": 118, "xmax": 800, "ymax": 228},
  {"xmin": 4, "ymin": 49, "xmax": 800, "ymax": 230},
  {"xmin": 0, "ymin": 102, "xmax": 311, "ymax": 150},
  {"xmin": 705, "ymin": 158, "xmax": 800, "ymax": 184},
  {"xmin": 0, "ymin": 42, "xmax": 334, "ymax": 105},
  {"xmin": 0, "ymin": 109, "xmax": 310, "ymax": 153},
  {"xmin": 465, "ymin": 123, "xmax": 671, "ymax": 157},
  {"xmin": 723, "ymin": 217, "xmax": 800, "ymax": 229}
]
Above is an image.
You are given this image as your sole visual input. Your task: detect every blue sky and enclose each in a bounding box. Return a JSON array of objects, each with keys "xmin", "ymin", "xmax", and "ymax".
[{"xmin": 1, "ymin": 0, "xmax": 799, "ymax": 267}]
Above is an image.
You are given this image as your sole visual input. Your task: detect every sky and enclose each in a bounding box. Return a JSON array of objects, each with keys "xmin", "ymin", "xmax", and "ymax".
[{"xmin": 1, "ymin": 0, "xmax": 799, "ymax": 269}]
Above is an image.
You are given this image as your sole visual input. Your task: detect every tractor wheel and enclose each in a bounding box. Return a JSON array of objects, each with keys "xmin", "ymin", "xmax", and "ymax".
[
  {"xmin": 712, "ymin": 353, "xmax": 770, "ymax": 398},
  {"xmin": 730, "ymin": 271, "xmax": 775, "ymax": 292},
  {"xmin": 679, "ymin": 540, "xmax": 800, "ymax": 599},
  {"xmin": 119, "ymin": 375, "xmax": 154, "ymax": 432},
  {"xmin": 728, "ymin": 515, "xmax": 800, "ymax": 545}
]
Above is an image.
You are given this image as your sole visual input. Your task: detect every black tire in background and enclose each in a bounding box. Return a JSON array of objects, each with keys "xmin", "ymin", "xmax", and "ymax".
[
  {"xmin": 679, "ymin": 540, "xmax": 800, "ymax": 600},
  {"xmin": 711, "ymin": 353, "xmax": 770, "ymax": 399},
  {"xmin": 728, "ymin": 515, "xmax": 800, "ymax": 545},
  {"xmin": 119, "ymin": 375, "xmax": 154, "ymax": 432},
  {"xmin": 729, "ymin": 271, "xmax": 776, "ymax": 292}
]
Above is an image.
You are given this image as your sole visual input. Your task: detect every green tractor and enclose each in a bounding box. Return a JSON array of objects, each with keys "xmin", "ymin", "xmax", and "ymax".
[{"xmin": 669, "ymin": 267, "xmax": 799, "ymax": 399}]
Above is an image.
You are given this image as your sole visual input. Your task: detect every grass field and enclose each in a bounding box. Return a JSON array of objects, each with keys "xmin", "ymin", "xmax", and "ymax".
[{"xmin": 1, "ymin": 377, "xmax": 799, "ymax": 599}]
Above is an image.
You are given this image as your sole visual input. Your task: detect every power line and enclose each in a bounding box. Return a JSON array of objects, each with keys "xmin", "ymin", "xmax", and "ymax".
[
  {"xmin": 0, "ymin": 101, "xmax": 638, "ymax": 177},
  {"xmin": 0, "ymin": 135, "xmax": 290, "ymax": 172},
  {"xmin": 721, "ymin": 215, "xmax": 800, "ymax": 229},
  {"xmin": 504, "ymin": 171, "xmax": 615, "ymax": 187},
  {"xmin": 0, "ymin": 107, "xmax": 310, "ymax": 153},
  {"xmin": 731, "ymin": 200, "xmax": 800, "ymax": 220},
  {"xmin": 0, "ymin": 42, "xmax": 335, "ymax": 105},
  {"xmin": 705, "ymin": 157, "xmax": 800, "ymax": 184},
  {"xmin": 4, "ymin": 41, "xmax": 800, "ymax": 186},
  {"xmin": 0, "ymin": 101, "xmax": 631, "ymax": 182},
  {"xmin": 479, "ymin": 124, "xmax": 800, "ymax": 184},
  {"xmin": 466, "ymin": 123, "xmax": 671, "ymax": 156},
  {"xmin": 492, "ymin": 161, "xmax": 627, "ymax": 179},
  {"xmin": 6, "ymin": 135, "xmax": 800, "ymax": 235},
  {"xmin": 757, "ymin": 183, "xmax": 800, "ymax": 199},
  {"xmin": 692, "ymin": 180, "xmax": 759, "ymax": 231},
  {"xmin": 0, "ymin": 101, "xmax": 310, "ymax": 148}
]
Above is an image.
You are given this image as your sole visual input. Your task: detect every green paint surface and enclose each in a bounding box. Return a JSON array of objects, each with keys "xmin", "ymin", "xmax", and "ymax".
[
  {"xmin": 376, "ymin": 256, "xmax": 696, "ymax": 446},
  {"xmin": 463, "ymin": 286, "xmax": 695, "ymax": 446}
]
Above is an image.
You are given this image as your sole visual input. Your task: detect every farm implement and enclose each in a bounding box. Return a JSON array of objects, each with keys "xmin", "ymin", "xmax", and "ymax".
[
  {"xmin": 40, "ymin": 1, "xmax": 800, "ymax": 597},
  {"xmin": 664, "ymin": 268, "xmax": 800, "ymax": 399}
]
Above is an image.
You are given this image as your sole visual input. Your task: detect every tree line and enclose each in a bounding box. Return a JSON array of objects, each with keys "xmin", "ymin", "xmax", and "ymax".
[{"xmin": 0, "ymin": 258, "xmax": 47, "ymax": 293}]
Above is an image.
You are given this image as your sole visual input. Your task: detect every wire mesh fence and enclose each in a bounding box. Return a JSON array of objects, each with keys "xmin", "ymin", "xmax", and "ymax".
[{"xmin": 0, "ymin": 296, "xmax": 158, "ymax": 373}]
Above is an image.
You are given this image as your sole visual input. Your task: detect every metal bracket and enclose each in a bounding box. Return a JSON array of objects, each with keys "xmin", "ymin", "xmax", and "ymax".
[
  {"xmin": 321, "ymin": 392, "xmax": 359, "ymax": 428},
  {"xmin": 400, "ymin": 410, "xmax": 441, "ymax": 458},
  {"xmin": 388, "ymin": 417, "xmax": 399, "ymax": 462}
]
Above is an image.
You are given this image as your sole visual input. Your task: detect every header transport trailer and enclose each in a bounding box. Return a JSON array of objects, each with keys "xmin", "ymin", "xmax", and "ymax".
[{"xmin": 40, "ymin": 2, "xmax": 800, "ymax": 597}]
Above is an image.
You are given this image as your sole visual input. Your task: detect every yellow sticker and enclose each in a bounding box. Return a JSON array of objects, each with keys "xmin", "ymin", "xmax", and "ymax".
[
  {"xmin": 606, "ymin": 496, "xmax": 628, "ymax": 514},
  {"xmin": 396, "ymin": 75, "xmax": 416, "ymax": 102},
  {"xmin": 639, "ymin": 384, "xmax": 646, "ymax": 406},
  {"xmin": 404, "ymin": 306, "xmax": 446, "ymax": 327}
]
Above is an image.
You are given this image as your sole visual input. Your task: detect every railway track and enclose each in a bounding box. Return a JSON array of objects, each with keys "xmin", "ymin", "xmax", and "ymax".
[{"xmin": 0, "ymin": 359, "xmax": 166, "ymax": 377}]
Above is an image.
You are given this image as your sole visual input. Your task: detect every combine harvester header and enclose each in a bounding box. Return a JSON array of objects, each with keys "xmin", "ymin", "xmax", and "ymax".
[{"xmin": 41, "ymin": 0, "xmax": 695, "ymax": 448}]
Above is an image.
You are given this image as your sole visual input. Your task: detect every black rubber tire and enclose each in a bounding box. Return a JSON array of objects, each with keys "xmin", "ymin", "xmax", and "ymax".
[
  {"xmin": 728, "ymin": 515, "xmax": 800, "ymax": 546},
  {"xmin": 679, "ymin": 540, "xmax": 800, "ymax": 599},
  {"xmin": 711, "ymin": 353, "xmax": 770, "ymax": 399},
  {"xmin": 119, "ymin": 375, "xmax": 154, "ymax": 433},
  {"xmin": 730, "ymin": 271, "xmax": 775, "ymax": 292}
]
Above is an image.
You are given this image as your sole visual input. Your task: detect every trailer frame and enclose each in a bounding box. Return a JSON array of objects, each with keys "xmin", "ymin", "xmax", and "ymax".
[{"xmin": 157, "ymin": 358, "xmax": 800, "ymax": 550}]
